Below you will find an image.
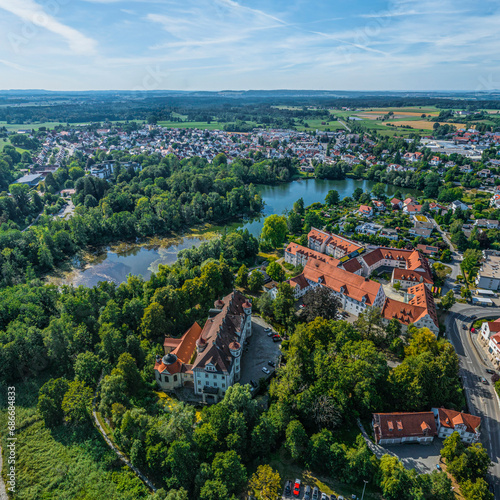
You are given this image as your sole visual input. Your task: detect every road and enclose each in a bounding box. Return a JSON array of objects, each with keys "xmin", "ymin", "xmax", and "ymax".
[
  {"xmin": 338, "ymin": 120, "xmax": 351, "ymax": 132},
  {"xmin": 445, "ymin": 304, "xmax": 500, "ymax": 495},
  {"xmin": 431, "ymin": 219, "xmax": 461, "ymax": 291}
]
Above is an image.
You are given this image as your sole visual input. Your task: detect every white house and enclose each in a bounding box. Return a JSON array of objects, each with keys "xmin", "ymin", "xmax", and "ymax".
[{"xmin": 432, "ymin": 408, "xmax": 481, "ymax": 444}]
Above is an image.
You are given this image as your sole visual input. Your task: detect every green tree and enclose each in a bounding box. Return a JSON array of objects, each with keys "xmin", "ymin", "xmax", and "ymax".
[
  {"xmin": 285, "ymin": 419, "xmax": 308, "ymax": 460},
  {"xmin": 448, "ymin": 442, "xmax": 491, "ymax": 483},
  {"xmin": 353, "ymin": 187, "xmax": 364, "ymax": 201},
  {"xmin": 372, "ymin": 182, "xmax": 386, "ymax": 199},
  {"xmin": 37, "ymin": 377, "xmax": 70, "ymax": 427},
  {"xmin": 293, "ymin": 198, "xmax": 304, "ymax": 214},
  {"xmin": 141, "ymin": 302, "xmax": 166, "ymax": 339},
  {"xmin": 325, "ymin": 189, "xmax": 340, "ymax": 205},
  {"xmin": 235, "ymin": 264, "xmax": 248, "ymax": 288},
  {"xmin": 440, "ymin": 290, "xmax": 456, "ymax": 310},
  {"xmin": 249, "ymin": 465, "xmax": 281, "ymax": 500},
  {"xmin": 200, "ymin": 480, "xmax": 229, "ymax": 500},
  {"xmin": 287, "ymin": 211, "xmax": 303, "ymax": 234},
  {"xmin": 211, "ymin": 450, "xmax": 247, "ymax": 494},
  {"xmin": 248, "ymin": 269, "xmax": 265, "ymax": 293},
  {"xmin": 378, "ymin": 455, "xmax": 414, "ymax": 500},
  {"xmin": 62, "ymin": 380, "xmax": 93, "ymax": 424},
  {"xmin": 260, "ymin": 214, "xmax": 288, "ymax": 248},
  {"xmin": 266, "ymin": 261, "xmax": 285, "ymax": 282},
  {"xmin": 302, "ymin": 286, "xmax": 341, "ymax": 322},
  {"xmin": 74, "ymin": 351, "xmax": 102, "ymax": 388},
  {"xmin": 273, "ymin": 282, "xmax": 296, "ymax": 329},
  {"xmin": 461, "ymin": 478, "xmax": 494, "ymax": 500}
]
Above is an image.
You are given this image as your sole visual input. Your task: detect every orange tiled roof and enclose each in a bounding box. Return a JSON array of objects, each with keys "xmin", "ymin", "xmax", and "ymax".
[
  {"xmin": 302, "ymin": 259, "xmax": 381, "ymax": 305},
  {"xmin": 437, "ymin": 408, "xmax": 481, "ymax": 434}
]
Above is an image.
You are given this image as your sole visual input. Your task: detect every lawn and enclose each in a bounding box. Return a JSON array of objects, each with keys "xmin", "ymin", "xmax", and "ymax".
[{"xmin": 0, "ymin": 377, "xmax": 149, "ymax": 500}]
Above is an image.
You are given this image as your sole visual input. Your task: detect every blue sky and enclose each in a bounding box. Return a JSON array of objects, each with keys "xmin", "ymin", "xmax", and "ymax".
[{"xmin": 0, "ymin": 0, "xmax": 499, "ymax": 91}]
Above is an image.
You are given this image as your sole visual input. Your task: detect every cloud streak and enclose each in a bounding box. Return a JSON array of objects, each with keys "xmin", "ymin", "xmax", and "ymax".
[{"xmin": 0, "ymin": 0, "xmax": 97, "ymax": 54}]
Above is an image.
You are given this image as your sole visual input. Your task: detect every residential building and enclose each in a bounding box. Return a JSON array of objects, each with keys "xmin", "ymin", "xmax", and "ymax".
[
  {"xmin": 292, "ymin": 259, "xmax": 387, "ymax": 315},
  {"xmin": 154, "ymin": 291, "xmax": 252, "ymax": 403},
  {"xmin": 432, "ymin": 408, "xmax": 481, "ymax": 444},
  {"xmin": 417, "ymin": 244, "xmax": 439, "ymax": 257},
  {"xmin": 308, "ymin": 228, "xmax": 363, "ymax": 260},
  {"xmin": 284, "ymin": 242, "xmax": 340, "ymax": 268},
  {"xmin": 359, "ymin": 205, "xmax": 374, "ymax": 217},
  {"xmin": 475, "ymin": 254, "xmax": 500, "ymax": 291},
  {"xmin": 372, "ymin": 412, "xmax": 437, "ymax": 445},
  {"xmin": 451, "ymin": 200, "xmax": 469, "ymax": 212},
  {"xmin": 390, "ymin": 198, "xmax": 403, "ymax": 210},
  {"xmin": 381, "ymin": 283, "xmax": 439, "ymax": 335},
  {"xmin": 474, "ymin": 219, "xmax": 500, "ymax": 229}
]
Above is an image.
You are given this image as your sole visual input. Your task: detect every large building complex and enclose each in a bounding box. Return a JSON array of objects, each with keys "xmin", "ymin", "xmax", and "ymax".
[
  {"xmin": 475, "ymin": 253, "xmax": 500, "ymax": 291},
  {"xmin": 282, "ymin": 228, "xmax": 439, "ymax": 334},
  {"xmin": 154, "ymin": 291, "xmax": 252, "ymax": 403}
]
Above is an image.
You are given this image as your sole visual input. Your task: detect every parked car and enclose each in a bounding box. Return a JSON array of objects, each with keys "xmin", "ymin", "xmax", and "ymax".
[
  {"xmin": 486, "ymin": 369, "xmax": 496, "ymax": 375},
  {"xmin": 471, "ymin": 327, "xmax": 476, "ymax": 333},
  {"xmin": 462, "ymin": 324, "xmax": 467, "ymax": 330},
  {"xmin": 284, "ymin": 480, "xmax": 292, "ymax": 497},
  {"xmin": 312, "ymin": 486, "xmax": 319, "ymax": 499},
  {"xmin": 264, "ymin": 327, "xmax": 271, "ymax": 333},
  {"xmin": 272, "ymin": 334, "xmax": 280, "ymax": 339},
  {"xmin": 267, "ymin": 330, "xmax": 274, "ymax": 337},
  {"xmin": 293, "ymin": 479, "xmax": 301, "ymax": 497},
  {"xmin": 268, "ymin": 360, "xmax": 276, "ymax": 367},
  {"xmin": 330, "ymin": 495, "xmax": 337, "ymax": 500},
  {"xmin": 250, "ymin": 379, "xmax": 257, "ymax": 388},
  {"xmin": 273, "ymin": 337, "xmax": 281, "ymax": 342},
  {"xmin": 436, "ymin": 464, "xmax": 441, "ymax": 470},
  {"xmin": 481, "ymin": 377, "xmax": 489, "ymax": 385},
  {"xmin": 262, "ymin": 367, "xmax": 270, "ymax": 375},
  {"xmin": 304, "ymin": 485, "xmax": 312, "ymax": 500},
  {"xmin": 321, "ymin": 494, "xmax": 328, "ymax": 500},
  {"xmin": 470, "ymin": 315, "xmax": 477, "ymax": 320}
]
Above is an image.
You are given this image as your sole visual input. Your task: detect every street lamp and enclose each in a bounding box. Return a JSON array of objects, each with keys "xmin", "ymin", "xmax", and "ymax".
[{"xmin": 361, "ymin": 480, "xmax": 368, "ymax": 500}]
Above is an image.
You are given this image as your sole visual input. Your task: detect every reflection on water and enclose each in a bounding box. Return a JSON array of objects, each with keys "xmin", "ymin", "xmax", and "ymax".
[
  {"xmin": 66, "ymin": 236, "xmax": 206, "ymax": 288},
  {"xmin": 64, "ymin": 177, "xmax": 420, "ymax": 287}
]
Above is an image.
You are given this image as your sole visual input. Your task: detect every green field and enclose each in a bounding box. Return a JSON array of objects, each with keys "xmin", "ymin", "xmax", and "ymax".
[
  {"xmin": 295, "ymin": 119, "xmax": 346, "ymax": 131},
  {"xmin": 0, "ymin": 377, "xmax": 149, "ymax": 500}
]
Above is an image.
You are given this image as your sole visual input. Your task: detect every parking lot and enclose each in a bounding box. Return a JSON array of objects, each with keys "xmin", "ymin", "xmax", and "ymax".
[
  {"xmin": 239, "ymin": 317, "xmax": 282, "ymax": 387},
  {"xmin": 281, "ymin": 481, "xmax": 345, "ymax": 500}
]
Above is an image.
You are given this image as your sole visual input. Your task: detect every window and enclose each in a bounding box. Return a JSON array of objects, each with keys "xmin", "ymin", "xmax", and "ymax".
[
  {"xmin": 174, "ymin": 375, "xmax": 178, "ymax": 382},
  {"xmin": 205, "ymin": 373, "xmax": 208, "ymax": 378},
  {"xmin": 164, "ymin": 375, "xmax": 169, "ymax": 383},
  {"xmin": 214, "ymin": 383, "xmax": 217, "ymax": 387},
  {"xmin": 222, "ymin": 383, "xmax": 225, "ymax": 388},
  {"xmin": 198, "ymin": 380, "xmax": 201, "ymax": 385}
]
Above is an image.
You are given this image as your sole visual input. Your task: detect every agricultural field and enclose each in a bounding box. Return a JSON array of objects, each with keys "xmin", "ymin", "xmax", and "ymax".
[
  {"xmin": 388, "ymin": 119, "xmax": 466, "ymax": 130},
  {"xmin": 0, "ymin": 121, "xmax": 67, "ymax": 132},
  {"xmin": 294, "ymin": 118, "xmax": 346, "ymax": 131},
  {"xmin": 157, "ymin": 120, "xmax": 225, "ymax": 130}
]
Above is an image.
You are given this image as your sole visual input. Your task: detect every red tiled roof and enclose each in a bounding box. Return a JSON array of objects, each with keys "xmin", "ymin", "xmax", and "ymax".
[
  {"xmin": 373, "ymin": 412, "xmax": 437, "ymax": 441},
  {"xmin": 437, "ymin": 408, "xmax": 481, "ymax": 434},
  {"xmin": 302, "ymin": 259, "xmax": 381, "ymax": 305}
]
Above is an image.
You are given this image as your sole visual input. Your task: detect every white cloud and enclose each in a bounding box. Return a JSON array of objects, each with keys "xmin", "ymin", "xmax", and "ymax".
[{"xmin": 0, "ymin": 0, "xmax": 97, "ymax": 55}]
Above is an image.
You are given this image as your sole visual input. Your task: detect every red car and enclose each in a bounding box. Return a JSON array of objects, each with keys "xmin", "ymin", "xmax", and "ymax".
[{"xmin": 293, "ymin": 479, "xmax": 301, "ymax": 497}]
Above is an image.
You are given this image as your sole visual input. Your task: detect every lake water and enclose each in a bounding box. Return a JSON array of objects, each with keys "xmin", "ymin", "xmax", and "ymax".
[{"xmin": 61, "ymin": 178, "xmax": 419, "ymax": 287}]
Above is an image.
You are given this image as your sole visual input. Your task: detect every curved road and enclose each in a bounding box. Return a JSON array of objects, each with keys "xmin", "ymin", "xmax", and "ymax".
[{"xmin": 445, "ymin": 305, "xmax": 500, "ymax": 496}]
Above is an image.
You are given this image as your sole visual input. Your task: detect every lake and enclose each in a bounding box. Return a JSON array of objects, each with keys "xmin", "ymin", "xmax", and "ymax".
[{"xmin": 59, "ymin": 177, "xmax": 419, "ymax": 287}]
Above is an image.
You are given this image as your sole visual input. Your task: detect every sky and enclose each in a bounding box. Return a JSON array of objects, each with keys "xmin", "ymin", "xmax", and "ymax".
[{"xmin": 0, "ymin": 0, "xmax": 500, "ymax": 91}]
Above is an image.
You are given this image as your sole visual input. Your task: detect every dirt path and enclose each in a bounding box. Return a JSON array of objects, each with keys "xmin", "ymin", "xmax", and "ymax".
[
  {"xmin": 0, "ymin": 445, "xmax": 9, "ymax": 500},
  {"xmin": 91, "ymin": 378, "xmax": 156, "ymax": 493}
]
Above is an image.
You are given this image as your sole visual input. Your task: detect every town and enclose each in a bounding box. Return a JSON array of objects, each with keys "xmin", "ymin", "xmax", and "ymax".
[{"xmin": 2, "ymin": 103, "xmax": 500, "ymax": 500}]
